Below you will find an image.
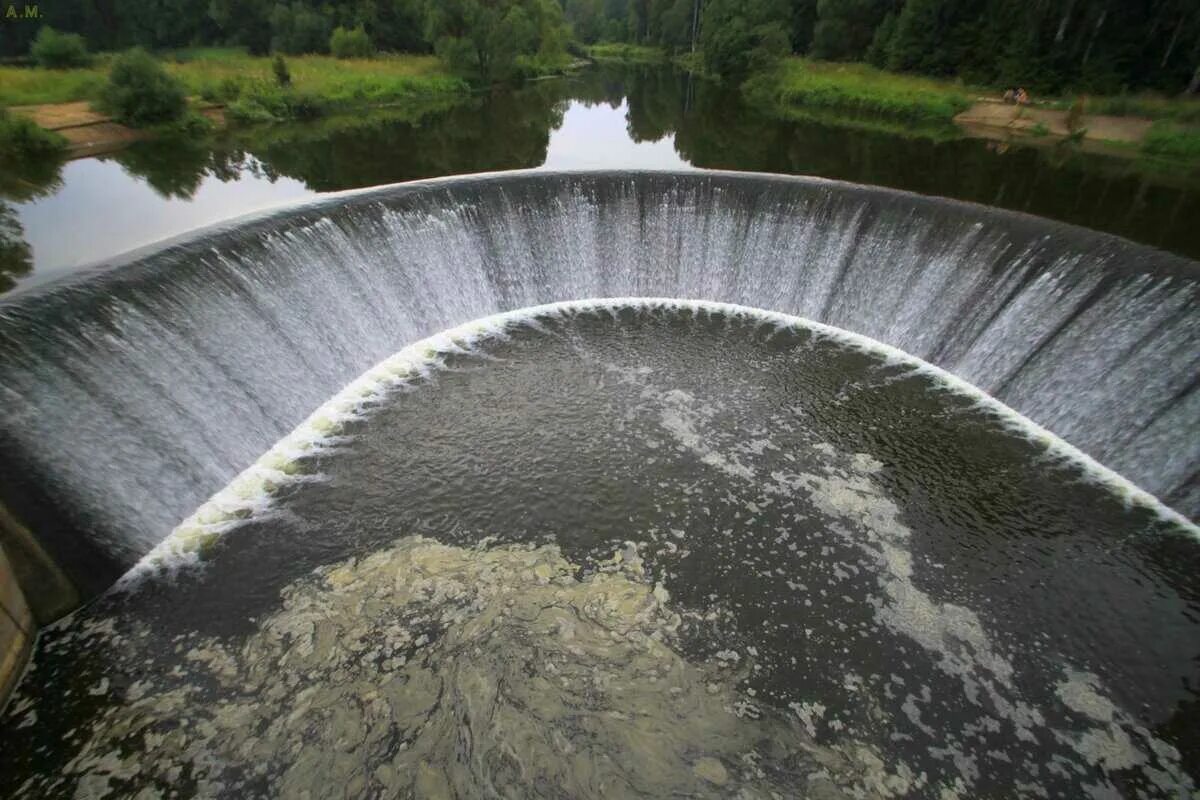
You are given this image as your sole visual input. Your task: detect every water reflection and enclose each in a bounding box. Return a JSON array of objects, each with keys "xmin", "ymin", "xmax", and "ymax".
[
  {"xmin": 0, "ymin": 155, "xmax": 62, "ymax": 291},
  {"xmin": 0, "ymin": 203, "xmax": 32, "ymax": 292},
  {"xmin": 1, "ymin": 63, "xmax": 1198, "ymax": 294}
]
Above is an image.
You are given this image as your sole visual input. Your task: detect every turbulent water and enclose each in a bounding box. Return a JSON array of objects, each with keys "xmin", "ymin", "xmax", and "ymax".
[
  {"xmin": 0, "ymin": 172, "xmax": 1196, "ymax": 593},
  {"xmin": 9, "ymin": 537, "xmax": 903, "ymax": 799},
  {"xmin": 2, "ymin": 303, "xmax": 1196, "ymax": 798}
]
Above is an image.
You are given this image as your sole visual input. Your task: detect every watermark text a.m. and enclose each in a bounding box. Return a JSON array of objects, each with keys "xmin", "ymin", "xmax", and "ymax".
[{"xmin": 5, "ymin": 5, "xmax": 41, "ymax": 19}]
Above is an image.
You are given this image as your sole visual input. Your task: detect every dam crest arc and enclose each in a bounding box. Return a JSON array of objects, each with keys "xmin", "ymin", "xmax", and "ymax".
[{"xmin": 0, "ymin": 169, "xmax": 1195, "ymax": 600}]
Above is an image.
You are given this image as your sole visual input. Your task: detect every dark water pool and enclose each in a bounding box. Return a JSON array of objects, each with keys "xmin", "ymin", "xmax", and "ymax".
[
  {"xmin": 2, "ymin": 64, "xmax": 1200, "ymax": 296},
  {"xmin": 3, "ymin": 305, "xmax": 1196, "ymax": 798}
]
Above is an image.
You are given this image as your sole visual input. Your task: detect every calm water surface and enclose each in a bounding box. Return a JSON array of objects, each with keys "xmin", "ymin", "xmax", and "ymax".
[{"xmin": 1, "ymin": 63, "xmax": 1199, "ymax": 295}]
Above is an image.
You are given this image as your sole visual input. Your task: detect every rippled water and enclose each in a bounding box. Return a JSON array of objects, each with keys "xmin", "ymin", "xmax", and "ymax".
[{"xmin": 4, "ymin": 305, "xmax": 1196, "ymax": 798}]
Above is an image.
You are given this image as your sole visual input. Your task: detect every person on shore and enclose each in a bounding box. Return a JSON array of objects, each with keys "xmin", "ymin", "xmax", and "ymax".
[
  {"xmin": 1016, "ymin": 88, "xmax": 1030, "ymax": 105},
  {"xmin": 1003, "ymin": 88, "xmax": 1016, "ymax": 104}
]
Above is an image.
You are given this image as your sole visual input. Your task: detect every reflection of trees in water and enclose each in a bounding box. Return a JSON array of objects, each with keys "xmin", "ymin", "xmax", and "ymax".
[
  {"xmin": 199, "ymin": 64, "xmax": 1200, "ymax": 257},
  {"xmin": 662, "ymin": 77, "xmax": 1200, "ymax": 259},
  {"xmin": 12, "ymin": 64, "xmax": 1193, "ymax": 271},
  {"xmin": 0, "ymin": 152, "xmax": 65, "ymax": 293},
  {"xmin": 223, "ymin": 84, "xmax": 567, "ymax": 192},
  {"xmin": 111, "ymin": 136, "xmax": 224, "ymax": 200},
  {"xmin": 0, "ymin": 202, "xmax": 33, "ymax": 292},
  {"xmin": 0, "ymin": 154, "xmax": 65, "ymax": 203}
]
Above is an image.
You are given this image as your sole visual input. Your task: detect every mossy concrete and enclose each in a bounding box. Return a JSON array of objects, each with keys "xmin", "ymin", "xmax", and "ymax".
[
  {"xmin": 0, "ymin": 503, "xmax": 79, "ymax": 624},
  {"xmin": 0, "ymin": 543, "xmax": 33, "ymax": 708}
]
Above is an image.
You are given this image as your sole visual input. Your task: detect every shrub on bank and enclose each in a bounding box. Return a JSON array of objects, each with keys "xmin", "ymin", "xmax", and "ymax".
[
  {"xmin": 227, "ymin": 82, "xmax": 328, "ymax": 123},
  {"xmin": 99, "ymin": 49, "xmax": 188, "ymax": 127},
  {"xmin": 1143, "ymin": 122, "xmax": 1200, "ymax": 161},
  {"xmin": 0, "ymin": 108, "xmax": 67, "ymax": 159},
  {"xmin": 30, "ymin": 27, "xmax": 92, "ymax": 69},
  {"xmin": 273, "ymin": 55, "xmax": 292, "ymax": 87},
  {"xmin": 330, "ymin": 26, "xmax": 372, "ymax": 59}
]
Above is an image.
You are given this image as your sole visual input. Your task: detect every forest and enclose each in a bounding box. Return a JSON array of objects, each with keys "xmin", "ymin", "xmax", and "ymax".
[{"xmin": 2, "ymin": 0, "xmax": 1198, "ymax": 93}]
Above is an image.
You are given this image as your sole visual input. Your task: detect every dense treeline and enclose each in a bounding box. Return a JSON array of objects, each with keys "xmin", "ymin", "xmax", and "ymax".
[
  {"xmin": 568, "ymin": 0, "xmax": 1200, "ymax": 92},
  {"xmin": 1, "ymin": 0, "xmax": 571, "ymax": 82},
  {"xmin": 1, "ymin": 1, "xmax": 1198, "ymax": 93}
]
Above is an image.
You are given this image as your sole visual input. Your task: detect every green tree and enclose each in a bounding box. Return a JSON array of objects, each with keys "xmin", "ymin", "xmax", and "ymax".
[
  {"xmin": 99, "ymin": 49, "xmax": 189, "ymax": 127},
  {"xmin": 789, "ymin": 0, "xmax": 818, "ymax": 54},
  {"xmin": 425, "ymin": 0, "xmax": 568, "ymax": 83},
  {"xmin": 376, "ymin": 0, "xmax": 432, "ymax": 52},
  {"xmin": 208, "ymin": 0, "xmax": 275, "ymax": 55},
  {"xmin": 331, "ymin": 25, "xmax": 373, "ymax": 58},
  {"xmin": 885, "ymin": 0, "xmax": 985, "ymax": 77},
  {"xmin": 29, "ymin": 27, "xmax": 92, "ymax": 69},
  {"xmin": 118, "ymin": 0, "xmax": 214, "ymax": 50},
  {"xmin": 270, "ymin": 2, "xmax": 332, "ymax": 54},
  {"xmin": 810, "ymin": 0, "xmax": 892, "ymax": 61},
  {"xmin": 659, "ymin": 0, "xmax": 698, "ymax": 53},
  {"xmin": 566, "ymin": 0, "xmax": 606, "ymax": 43},
  {"xmin": 865, "ymin": 11, "xmax": 896, "ymax": 67},
  {"xmin": 700, "ymin": 0, "xmax": 791, "ymax": 78}
]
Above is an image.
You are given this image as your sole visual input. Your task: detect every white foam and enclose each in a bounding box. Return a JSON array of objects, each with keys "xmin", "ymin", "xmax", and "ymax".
[{"xmin": 120, "ymin": 297, "xmax": 1197, "ymax": 586}]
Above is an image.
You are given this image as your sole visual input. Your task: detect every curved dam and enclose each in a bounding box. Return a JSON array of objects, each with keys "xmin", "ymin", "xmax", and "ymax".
[
  {"xmin": 0, "ymin": 170, "xmax": 1197, "ymax": 598},
  {"xmin": 3, "ymin": 298, "xmax": 1199, "ymax": 798}
]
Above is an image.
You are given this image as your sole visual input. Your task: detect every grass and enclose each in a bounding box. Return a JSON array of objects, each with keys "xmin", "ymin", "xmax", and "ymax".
[
  {"xmin": 745, "ymin": 59, "xmax": 972, "ymax": 124},
  {"xmin": 761, "ymin": 103, "xmax": 966, "ymax": 143},
  {"xmin": 1142, "ymin": 121, "xmax": 1200, "ymax": 161},
  {"xmin": 586, "ymin": 43, "xmax": 670, "ymax": 64},
  {"xmin": 166, "ymin": 51, "xmax": 465, "ymax": 112},
  {"xmin": 1052, "ymin": 93, "xmax": 1200, "ymax": 124},
  {"xmin": 0, "ymin": 49, "xmax": 467, "ymax": 118},
  {"xmin": 0, "ymin": 62, "xmax": 109, "ymax": 106},
  {"xmin": 584, "ymin": 43, "xmax": 709, "ymax": 77}
]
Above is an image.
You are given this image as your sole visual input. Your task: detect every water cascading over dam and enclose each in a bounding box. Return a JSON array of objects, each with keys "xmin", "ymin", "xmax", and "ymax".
[{"xmin": 0, "ymin": 170, "xmax": 1196, "ymax": 598}]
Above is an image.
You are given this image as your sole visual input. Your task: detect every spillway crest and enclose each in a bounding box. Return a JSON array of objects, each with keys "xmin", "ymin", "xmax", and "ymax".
[{"xmin": 0, "ymin": 170, "xmax": 1196, "ymax": 594}]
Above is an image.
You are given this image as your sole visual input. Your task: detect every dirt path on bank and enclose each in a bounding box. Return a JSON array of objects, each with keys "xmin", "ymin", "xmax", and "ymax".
[
  {"xmin": 8, "ymin": 101, "xmax": 224, "ymax": 158},
  {"xmin": 954, "ymin": 100, "xmax": 1153, "ymax": 144}
]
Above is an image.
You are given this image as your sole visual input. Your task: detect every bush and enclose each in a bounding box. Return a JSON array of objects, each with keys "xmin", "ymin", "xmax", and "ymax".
[
  {"xmin": 99, "ymin": 49, "xmax": 188, "ymax": 127},
  {"xmin": 0, "ymin": 108, "xmax": 67, "ymax": 159},
  {"xmin": 273, "ymin": 55, "xmax": 291, "ymax": 87},
  {"xmin": 330, "ymin": 26, "xmax": 372, "ymax": 59},
  {"xmin": 226, "ymin": 82, "xmax": 327, "ymax": 123},
  {"xmin": 30, "ymin": 27, "xmax": 92, "ymax": 69}
]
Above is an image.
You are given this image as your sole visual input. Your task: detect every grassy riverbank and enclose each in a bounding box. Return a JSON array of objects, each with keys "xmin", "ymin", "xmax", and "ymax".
[
  {"xmin": 746, "ymin": 58, "xmax": 1200, "ymax": 160},
  {"xmin": 744, "ymin": 60, "xmax": 972, "ymax": 124},
  {"xmin": 0, "ymin": 50, "xmax": 468, "ymax": 115},
  {"xmin": 587, "ymin": 44, "xmax": 671, "ymax": 64},
  {"xmin": 1143, "ymin": 122, "xmax": 1200, "ymax": 161}
]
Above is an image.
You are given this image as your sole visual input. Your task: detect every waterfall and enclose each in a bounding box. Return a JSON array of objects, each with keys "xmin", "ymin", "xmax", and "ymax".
[{"xmin": 1, "ymin": 170, "xmax": 1196, "ymax": 595}]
